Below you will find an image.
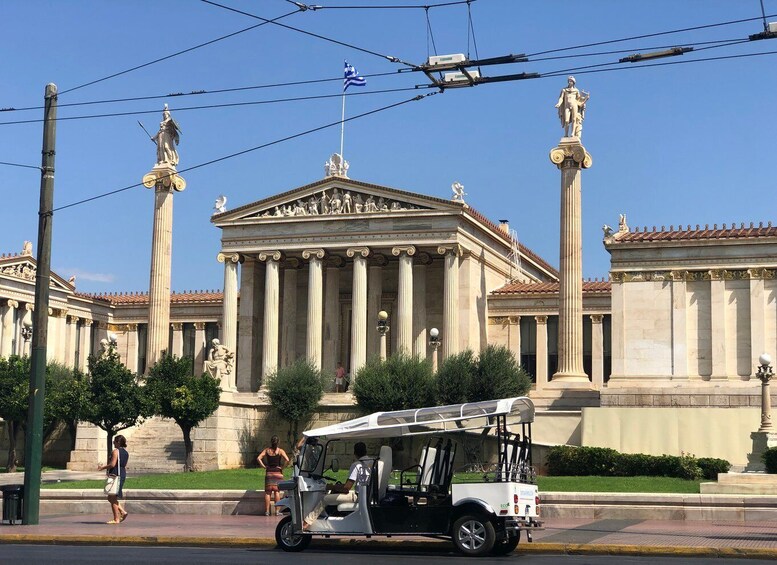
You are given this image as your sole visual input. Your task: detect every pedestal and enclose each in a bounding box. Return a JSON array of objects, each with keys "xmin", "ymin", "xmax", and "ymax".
[{"xmin": 745, "ymin": 430, "xmax": 777, "ymax": 472}]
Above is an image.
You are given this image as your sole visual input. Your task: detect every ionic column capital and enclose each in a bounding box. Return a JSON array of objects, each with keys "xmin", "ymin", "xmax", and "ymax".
[
  {"xmin": 4, "ymin": 299, "xmax": 19, "ymax": 309},
  {"xmin": 302, "ymin": 248, "xmax": 326, "ymax": 261},
  {"xmin": 590, "ymin": 314, "xmax": 604, "ymax": 324},
  {"xmin": 549, "ymin": 139, "xmax": 592, "ymax": 170},
  {"xmin": 257, "ymin": 250, "xmax": 283, "ymax": 262},
  {"xmin": 193, "ymin": 321, "xmax": 207, "ymax": 330},
  {"xmin": 171, "ymin": 322, "xmax": 183, "ymax": 331},
  {"xmin": 391, "ymin": 245, "xmax": 416, "ymax": 257},
  {"xmin": 437, "ymin": 244, "xmax": 462, "ymax": 257},
  {"xmin": 51, "ymin": 308, "xmax": 67, "ymax": 318},
  {"xmin": 67, "ymin": 315, "xmax": 80, "ymax": 325},
  {"xmin": 347, "ymin": 246, "xmax": 370, "ymax": 259},
  {"xmin": 83, "ymin": 318, "xmax": 93, "ymax": 327},
  {"xmin": 217, "ymin": 252, "xmax": 242, "ymax": 264},
  {"xmin": 535, "ymin": 315, "xmax": 548, "ymax": 325}
]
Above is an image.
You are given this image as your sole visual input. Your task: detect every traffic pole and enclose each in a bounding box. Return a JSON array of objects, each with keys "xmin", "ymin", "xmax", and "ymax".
[{"xmin": 23, "ymin": 83, "xmax": 57, "ymax": 525}]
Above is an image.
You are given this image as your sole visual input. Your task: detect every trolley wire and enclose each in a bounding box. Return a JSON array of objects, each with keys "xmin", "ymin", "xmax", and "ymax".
[
  {"xmin": 290, "ymin": 0, "xmax": 475, "ymax": 9},
  {"xmin": 53, "ymin": 91, "xmax": 437, "ymax": 212},
  {"xmin": 0, "ymin": 161, "xmax": 40, "ymax": 171}
]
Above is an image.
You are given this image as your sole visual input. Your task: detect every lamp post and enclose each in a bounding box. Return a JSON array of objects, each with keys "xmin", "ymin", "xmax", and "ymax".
[
  {"xmin": 108, "ymin": 333, "xmax": 118, "ymax": 350},
  {"xmin": 21, "ymin": 323, "xmax": 32, "ymax": 356},
  {"xmin": 377, "ymin": 310, "xmax": 389, "ymax": 361},
  {"xmin": 429, "ymin": 327, "xmax": 441, "ymax": 373},
  {"xmin": 757, "ymin": 353, "xmax": 774, "ymax": 432}
]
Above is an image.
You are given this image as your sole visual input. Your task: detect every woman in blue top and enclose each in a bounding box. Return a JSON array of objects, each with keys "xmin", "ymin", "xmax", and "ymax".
[{"xmin": 98, "ymin": 435, "xmax": 129, "ymax": 524}]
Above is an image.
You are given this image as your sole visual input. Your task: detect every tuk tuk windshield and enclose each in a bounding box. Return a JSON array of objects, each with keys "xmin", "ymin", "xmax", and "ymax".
[{"xmin": 299, "ymin": 441, "xmax": 324, "ymax": 474}]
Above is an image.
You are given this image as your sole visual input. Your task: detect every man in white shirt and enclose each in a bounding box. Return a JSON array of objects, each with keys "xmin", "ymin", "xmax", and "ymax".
[{"xmin": 304, "ymin": 442, "xmax": 372, "ymax": 529}]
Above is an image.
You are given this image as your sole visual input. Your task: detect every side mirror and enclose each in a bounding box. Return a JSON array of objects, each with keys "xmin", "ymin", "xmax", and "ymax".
[{"xmin": 330, "ymin": 458, "xmax": 340, "ymax": 473}]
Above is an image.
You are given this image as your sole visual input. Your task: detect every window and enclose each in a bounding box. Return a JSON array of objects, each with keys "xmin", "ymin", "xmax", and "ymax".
[
  {"xmin": 547, "ymin": 316, "xmax": 559, "ymax": 378},
  {"xmin": 137, "ymin": 324, "xmax": 148, "ymax": 374},
  {"xmin": 519, "ymin": 317, "xmax": 536, "ymax": 382}
]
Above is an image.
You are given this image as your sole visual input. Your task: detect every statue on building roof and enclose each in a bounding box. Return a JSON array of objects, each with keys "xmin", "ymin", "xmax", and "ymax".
[
  {"xmin": 451, "ymin": 181, "xmax": 466, "ymax": 204},
  {"xmin": 22, "ymin": 241, "xmax": 33, "ymax": 256}
]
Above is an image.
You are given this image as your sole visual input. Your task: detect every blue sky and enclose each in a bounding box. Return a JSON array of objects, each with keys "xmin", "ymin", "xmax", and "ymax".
[{"xmin": 2, "ymin": 1, "xmax": 776, "ymax": 293}]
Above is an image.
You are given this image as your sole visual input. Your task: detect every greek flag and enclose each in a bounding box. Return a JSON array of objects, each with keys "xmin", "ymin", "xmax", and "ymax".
[{"xmin": 344, "ymin": 61, "xmax": 367, "ymax": 91}]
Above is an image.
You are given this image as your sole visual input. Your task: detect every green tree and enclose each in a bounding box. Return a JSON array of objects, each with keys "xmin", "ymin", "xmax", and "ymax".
[
  {"xmin": 45, "ymin": 362, "xmax": 90, "ymax": 451},
  {"xmin": 83, "ymin": 349, "xmax": 151, "ymax": 459},
  {"xmin": 267, "ymin": 359, "xmax": 326, "ymax": 444},
  {"xmin": 470, "ymin": 344, "xmax": 532, "ymax": 402},
  {"xmin": 0, "ymin": 355, "xmax": 30, "ymax": 472},
  {"xmin": 145, "ymin": 354, "xmax": 221, "ymax": 472},
  {"xmin": 353, "ymin": 353, "xmax": 436, "ymax": 413},
  {"xmin": 436, "ymin": 350, "xmax": 476, "ymax": 405}
]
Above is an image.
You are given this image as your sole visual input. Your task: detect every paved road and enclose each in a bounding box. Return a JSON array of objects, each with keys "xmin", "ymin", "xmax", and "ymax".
[{"xmin": 3, "ymin": 546, "xmax": 777, "ymax": 565}]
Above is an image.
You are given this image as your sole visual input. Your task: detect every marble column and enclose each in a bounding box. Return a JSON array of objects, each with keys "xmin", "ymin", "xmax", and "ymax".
[
  {"xmin": 749, "ymin": 268, "xmax": 768, "ymax": 372},
  {"xmin": 259, "ymin": 251, "xmax": 282, "ymax": 384},
  {"xmin": 535, "ymin": 315, "xmax": 549, "ymax": 390},
  {"xmin": 280, "ymin": 259, "xmax": 300, "ymax": 367},
  {"xmin": 238, "ymin": 258, "xmax": 264, "ymax": 392},
  {"xmin": 590, "ymin": 314, "xmax": 604, "ymax": 389},
  {"xmin": 438, "ymin": 245, "xmax": 461, "ymax": 359},
  {"xmin": 171, "ymin": 322, "xmax": 184, "ymax": 358},
  {"xmin": 366, "ymin": 255, "xmax": 387, "ymax": 360},
  {"xmin": 54, "ymin": 308, "xmax": 68, "ymax": 363},
  {"xmin": 126, "ymin": 324, "xmax": 139, "ymax": 373},
  {"xmin": 80, "ymin": 319, "xmax": 93, "ymax": 371},
  {"xmin": 670, "ymin": 271, "xmax": 688, "ymax": 380},
  {"xmin": 143, "ymin": 164, "xmax": 185, "ymax": 370},
  {"xmin": 65, "ymin": 315, "xmax": 79, "ymax": 368},
  {"xmin": 303, "ymin": 249, "xmax": 325, "ymax": 371},
  {"xmin": 218, "ymin": 252, "xmax": 240, "ymax": 355},
  {"xmin": 393, "ymin": 246, "xmax": 415, "ymax": 355},
  {"xmin": 194, "ymin": 322, "xmax": 206, "ymax": 374},
  {"xmin": 549, "ymin": 138, "xmax": 592, "ymax": 383},
  {"xmin": 0, "ymin": 299, "xmax": 18, "ymax": 357},
  {"xmin": 710, "ymin": 269, "xmax": 727, "ymax": 380},
  {"xmin": 322, "ymin": 257, "xmax": 344, "ymax": 374},
  {"xmin": 609, "ymin": 273, "xmax": 626, "ymax": 380},
  {"xmin": 348, "ymin": 247, "xmax": 370, "ymax": 376},
  {"xmin": 413, "ymin": 253, "xmax": 431, "ymax": 358}
]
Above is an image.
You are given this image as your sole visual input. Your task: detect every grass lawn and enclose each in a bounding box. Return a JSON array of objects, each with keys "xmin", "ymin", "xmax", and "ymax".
[{"xmin": 41, "ymin": 468, "xmax": 703, "ymax": 493}]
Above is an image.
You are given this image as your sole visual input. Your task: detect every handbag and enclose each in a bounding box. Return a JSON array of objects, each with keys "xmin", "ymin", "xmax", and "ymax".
[{"xmin": 104, "ymin": 451, "xmax": 121, "ymax": 495}]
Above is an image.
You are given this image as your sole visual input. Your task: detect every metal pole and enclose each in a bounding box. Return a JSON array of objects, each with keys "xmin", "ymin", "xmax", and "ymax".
[{"xmin": 23, "ymin": 83, "xmax": 57, "ymax": 525}]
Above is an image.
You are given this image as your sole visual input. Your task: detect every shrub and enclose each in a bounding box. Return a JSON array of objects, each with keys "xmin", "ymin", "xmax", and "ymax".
[
  {"xmin": 547, "ymin": 446, "xmax": 709, "ymax": 480},
  {"xmin": 471, "ymin": 344, "xmax": 532, "ymax": 402},
  {"xmin": 436, "ymin": 350, "xmax": 475, "ymax": 405},
  {"xmin": 697, "ymin": 457, "xmax": 731, "ymax": 480},
  {"xmin": 267, "ymin": 359, "xmax": 327, "ymax": 443},
  {"xmin": 763, "ymin": 447, "xmax": 777, "ymax": 474},
  {"xmin": 353, "ymin": 353, "xmax": 436, "ymax": 413},
  {"xmin": 546, "ymin": 445, "xmax": 620, "ymax": 476}
]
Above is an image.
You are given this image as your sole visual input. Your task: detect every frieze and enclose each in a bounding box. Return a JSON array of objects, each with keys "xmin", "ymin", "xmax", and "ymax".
[
  {"xmin": 249, "ymin": 187, "xmax": 428, "ymax": 219},
  {"xmin": 488, "ymin": 316, "xmax": 520, "ymax": 326},
  {"xmin": 611, "ymin": 269, "xmax": 775, "ymax": 283}
]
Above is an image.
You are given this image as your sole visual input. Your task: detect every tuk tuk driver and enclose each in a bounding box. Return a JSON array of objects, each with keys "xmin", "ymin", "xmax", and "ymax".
[{"xmin": 304, "ymin": 441, "xmax": 372, "ymax": 529}]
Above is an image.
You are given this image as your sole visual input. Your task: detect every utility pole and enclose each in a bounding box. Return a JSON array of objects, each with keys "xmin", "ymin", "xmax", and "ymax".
[{"xmin": 23, "ymin": 83, "xmax": 57, "ymax": 525}]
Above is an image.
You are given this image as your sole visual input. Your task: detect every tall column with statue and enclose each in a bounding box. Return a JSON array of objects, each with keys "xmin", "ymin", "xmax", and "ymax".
[
  {"xmin": 142, "ymin": 104, "xmax": 185, "ymax": 370},
  {"xmin": 549, "ymin": 76, "xmax": 592, "ymax": 385}
]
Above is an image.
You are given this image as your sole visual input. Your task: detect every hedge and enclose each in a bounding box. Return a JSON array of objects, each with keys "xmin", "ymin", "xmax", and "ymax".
[
  {"xmin": 546, "ymin": 445, "xmax": 730, "ymax": 480},
  {"xmin": 763, "ymin": 447, "xmax": 777, "ymax": 474}
]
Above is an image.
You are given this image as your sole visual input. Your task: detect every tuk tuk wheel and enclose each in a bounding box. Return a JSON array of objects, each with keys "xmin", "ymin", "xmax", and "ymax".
[
  {"xmin": 275, "ymin": 515, "xmax": 311, "ymax": 552},
  {"xmin": 452, "ymin": 514, "xmax": 496, "ymax": 556},
  {"xmin": 491, "ymin": 533, "xmax": 520, "ymax": 556}
]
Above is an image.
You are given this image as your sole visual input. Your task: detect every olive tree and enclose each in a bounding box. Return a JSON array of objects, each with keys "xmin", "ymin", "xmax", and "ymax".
[
  {"xmin": 267, "ymin": 359, "xmax": 326, "ymax": 445},
  {"xmin": 0, "ymin": 355, "xmax": 30, "ymax": 472},
  {"xmin": 353, "ymin": 354, "xmax": 436, "ymax": 413}
]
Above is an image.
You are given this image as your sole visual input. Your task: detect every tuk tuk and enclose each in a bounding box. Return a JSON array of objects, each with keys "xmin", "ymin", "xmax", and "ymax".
[{"xmin": 274, "ymin": 397, "xmax": 543, "ymax": 556}]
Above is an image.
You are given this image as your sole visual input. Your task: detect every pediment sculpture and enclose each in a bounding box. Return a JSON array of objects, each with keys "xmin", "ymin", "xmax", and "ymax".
[
  {"xmin": 0, "ymin": 261, "xmax": 36, "ymax": 281},
  {"xmin": 253, "ymin": 187, "xmax": 426, "ymax": 219}
]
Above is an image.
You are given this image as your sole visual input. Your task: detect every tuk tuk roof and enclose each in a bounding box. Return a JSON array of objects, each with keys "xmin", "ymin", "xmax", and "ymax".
[{"xmin": 303, "ymin": 397, "xmax": 535, "ymax": 439}]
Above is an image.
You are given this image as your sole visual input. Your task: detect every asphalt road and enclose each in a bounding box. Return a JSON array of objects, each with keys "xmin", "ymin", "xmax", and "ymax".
[{"xmin": 2, "ymin": 546, "xmax": 776, "ymax": 565}]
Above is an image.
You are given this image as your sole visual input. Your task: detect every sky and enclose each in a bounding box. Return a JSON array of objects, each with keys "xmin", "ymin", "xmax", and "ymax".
[{"xmin": 2, "ymin": 0, "xmax": 776, "ymax": 294}]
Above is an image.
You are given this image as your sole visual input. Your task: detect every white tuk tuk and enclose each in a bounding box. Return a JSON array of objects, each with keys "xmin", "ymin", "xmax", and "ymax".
[{"xmin": 274, "ymin": 397, "xmax": 543, "ymax": 556}]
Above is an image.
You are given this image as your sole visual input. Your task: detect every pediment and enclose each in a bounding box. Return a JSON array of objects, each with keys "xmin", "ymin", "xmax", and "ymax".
[
  {"xmin": 213, "ymin": 177, "xmax": 463, "ymax": 224},
  {"xmin": 0, "ymin": 256, "xmax": 75, "ymax": 292}
]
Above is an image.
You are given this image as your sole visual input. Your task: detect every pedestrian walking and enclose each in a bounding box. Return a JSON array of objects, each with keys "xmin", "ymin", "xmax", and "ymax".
[
  {"xmin": 97, "ymin": 435, "xmax": 129, "ymax": 524},
  {"xmin": 257, "ymin": 435, "xmax": 290, "ymax": 516}
]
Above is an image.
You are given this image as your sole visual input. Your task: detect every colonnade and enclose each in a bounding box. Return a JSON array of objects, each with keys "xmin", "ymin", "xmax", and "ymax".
[{"xmin": 222, "ymin": 245, "xmax": 463, "ymax": 389}]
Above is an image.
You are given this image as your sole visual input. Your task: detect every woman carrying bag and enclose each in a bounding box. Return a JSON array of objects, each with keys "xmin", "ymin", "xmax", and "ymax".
[{"xmin": 98, "ymin": 435, "xmax": 129, "ymax": 524}]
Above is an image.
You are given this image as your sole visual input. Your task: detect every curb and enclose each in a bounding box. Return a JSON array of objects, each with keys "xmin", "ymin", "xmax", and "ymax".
[{"xmin": 1, "ymin": 535, "xmax": 776, "ymax": 558}]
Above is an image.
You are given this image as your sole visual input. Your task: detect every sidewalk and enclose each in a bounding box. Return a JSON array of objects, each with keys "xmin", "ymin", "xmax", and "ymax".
[{"xmin": 2, "ymin": 514, "xmax": 777, "ymax": 558}]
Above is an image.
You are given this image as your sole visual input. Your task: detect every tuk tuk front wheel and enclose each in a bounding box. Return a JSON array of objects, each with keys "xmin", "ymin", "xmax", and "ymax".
[
  {"xmin": 275, "ymin": 515, "xmax": 311, "ymax": 552},
  {"xmin": 452, "ymin": 514, "xmax": 496, "ymax": 556}
]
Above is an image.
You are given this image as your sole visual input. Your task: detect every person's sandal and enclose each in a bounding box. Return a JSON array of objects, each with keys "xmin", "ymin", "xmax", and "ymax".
[
  {"xmin": 106, "ymin": 520, "xmax": 119, "ymax": 524},
  {"xmin": 120, "ymin": 512, "xmax": 128, "ymax": 522}
]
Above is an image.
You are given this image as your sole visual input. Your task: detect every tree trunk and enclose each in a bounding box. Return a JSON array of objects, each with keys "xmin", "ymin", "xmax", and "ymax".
[
  {"xmin": 6, "ymin": 421, "xmax": 20, "ymax": 472},
  {"xmin": 182, "ymin": 426, "xmax": 194, "ymax": 472},
  {"xmin": 106, "ymin": 431, "xmax": 115, "ymax": 465},
  {"xmin": 67, "ymin": 420, "xmax": 78, "ymax": 452}
]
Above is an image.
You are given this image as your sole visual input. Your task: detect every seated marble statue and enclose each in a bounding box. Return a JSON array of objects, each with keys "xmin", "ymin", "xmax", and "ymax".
[{"xmin": 204, "ymin": 338, "xmax": 235, "ymax": 390}]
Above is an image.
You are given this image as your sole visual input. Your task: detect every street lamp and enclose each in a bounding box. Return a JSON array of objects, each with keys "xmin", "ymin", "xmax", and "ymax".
[
  {"xmin": 377, "ymin": 310, "xmax": 389, "ymax": 361},
  {"xmin": 756, "ymin": 353, "xmax": 774, "ymax": 432},
  {"xmin": 429, "ymin": 327, "xmax": 441, "ymax": 373},
  {"xmin": 21, "ymin": 322, "xmax": 32, "ymax": 355},
  {"xmin": 108, "ymin": 333, "xmax": 118, "ymax": 349}
]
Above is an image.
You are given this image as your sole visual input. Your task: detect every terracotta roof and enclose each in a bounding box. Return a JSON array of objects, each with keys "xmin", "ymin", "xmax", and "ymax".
[
  {"xmin": 77, "ymin": 290, "xmax": 224, "ymax": 305},
  {"xmin": 462, "ymin": 207, "xmax": 559, "ymax": 278},
  {"xmin": 611, "ymin": 222, "xmax": 777, "ymax": 243},
  {"xmin": 0, "ymin": 253, "xmax": 23, "ymax": 261},
  {"xmin": 491, "ymin": 279, "xmax": 611, "ymax": 295}
]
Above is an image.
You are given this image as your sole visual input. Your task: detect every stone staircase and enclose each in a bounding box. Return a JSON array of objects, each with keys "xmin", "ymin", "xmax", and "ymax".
[{"xmin": 126, "ymin": 417, "xmax": 187, "ymax": 474}]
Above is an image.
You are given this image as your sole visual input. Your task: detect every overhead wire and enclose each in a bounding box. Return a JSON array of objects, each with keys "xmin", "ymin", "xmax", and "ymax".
[
  {"xmin": 58, "ymin": 8, "xmax": 303, "ymax": 97},
  {"xmin": 52, "ymin": 91, "xmax": 437, "ymax": 212},
  {"xmin": 290, "ymin": 0, "xmax": 475, "ymax": 9},
  {"xmin": 0, "ymin": 161, "xmax": 40, "ymax": 171}
]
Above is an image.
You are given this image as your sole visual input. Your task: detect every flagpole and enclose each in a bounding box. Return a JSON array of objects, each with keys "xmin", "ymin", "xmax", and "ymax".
[{"xmin": 339, "ymin": 86, "xmax": 346, "ymax": 162}]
